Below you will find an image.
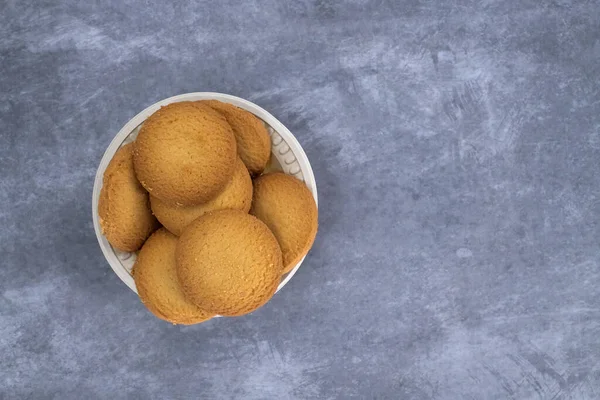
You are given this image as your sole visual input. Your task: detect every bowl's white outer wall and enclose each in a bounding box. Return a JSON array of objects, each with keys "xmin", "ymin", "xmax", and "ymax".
[{"xmin": 92, "ymin": 92, "xmax": 318, "ymax": 296}]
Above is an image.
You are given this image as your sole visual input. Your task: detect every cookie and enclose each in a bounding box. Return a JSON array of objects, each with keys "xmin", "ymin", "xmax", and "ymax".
[
  {"xmin": 250, "ymin": 173, "xmax": 318, "ymax": 273},
  {"xmin": 201, "ymin": 100, "xmax": 271, "ymax": 176},
  {"xmin": 98, "ymin": 143, "xmax": 159, "ymax": 252},
  {"xmin": 176, "ymin": 210, "xmax": 283, "ymax": 316},
  {"xmin": 133, "ymin": 101, "xmax": 237, "ymax": 206},
  {"xmin": 133, "ymin": 228, "xmax": 214, "ymax": 325},
  {"xmin": 150, "ymin": 158, "xmax": 253, "ymax": 236}
]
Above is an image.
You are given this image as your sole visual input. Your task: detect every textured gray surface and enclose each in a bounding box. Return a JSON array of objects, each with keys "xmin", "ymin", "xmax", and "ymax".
[{"xmin": 2, "ymin": 0, "xmax": 600, "ymax": 399}]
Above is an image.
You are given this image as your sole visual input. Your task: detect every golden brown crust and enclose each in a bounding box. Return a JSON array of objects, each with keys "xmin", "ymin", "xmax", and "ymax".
[
  {"xmin": 201, "ymin": 100, "xmax": 271, "ymax": 176},
  {"xmin": 98, "ymin": 143, "xmax": 159, "ymax": 252},
  {"xmin": 250, "ymin": 173, "xmax": 318, "ymax": 273},
  {"xmin": 150, "ymin": 158, "xmax": 253, "ymax": 236},
  {"xmin": 133, "ymin": 228, "xmax": 214, "ymax": 325},
  {"xmin": 133, "ymin": 101, "xmax": 237, "ymax": 206},
  {"xmin": 176, "ymin": 210, "xmax": 283, "ymax": 316}
]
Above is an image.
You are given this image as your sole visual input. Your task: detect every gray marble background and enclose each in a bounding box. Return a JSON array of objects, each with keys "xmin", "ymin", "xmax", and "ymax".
[{"xmin": 2, "ymin": 0, "xmax": 600, "ymax": 399}]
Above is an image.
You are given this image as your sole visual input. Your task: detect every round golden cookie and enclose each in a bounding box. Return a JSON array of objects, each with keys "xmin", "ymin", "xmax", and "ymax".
[
  {"xmin": 250, "ymin": 173, "xmax": 318, "ymax": 273},
  {"xmin": 133, "ymin": 228, "xmax": 214, "ymax": 325},
  {"xmin": 201, "ymin": 100, "xmax": 271, "ymax": 176},
  {"xmin": 176, "ymin": 210, "xmax": 283, "ymax": 316},
  {"xmin": 150, "ymin": 158, "xmax": 253, "ymax": 236},
  {"xmin": 98, "ymin": 143, "xmax": 159, "ymax": 252},
  {"xmin": 133, "ymin": 101, "xmax": 237, "ymax": 206}
]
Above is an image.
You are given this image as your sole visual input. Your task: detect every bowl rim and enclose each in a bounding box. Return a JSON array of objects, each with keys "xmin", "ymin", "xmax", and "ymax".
[{"xmin": 92, "ymin": 92, "xmax": 318, "ymax": 295}]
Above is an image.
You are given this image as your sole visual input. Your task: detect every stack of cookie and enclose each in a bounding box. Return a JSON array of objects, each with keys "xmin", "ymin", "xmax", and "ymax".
[{"xmin": 98, "ymin": 101, "xmax": 318, "ymax": 324}]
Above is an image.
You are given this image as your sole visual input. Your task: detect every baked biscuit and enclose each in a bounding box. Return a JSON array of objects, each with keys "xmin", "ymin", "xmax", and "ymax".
[
  {"xmin": 250, "ymin": 173, "xmax": 318, "ymax": 273},
  {"xmin": 176, "ymin": 210, "xmax": 283, "ymax": 316},
  {"xmin": 150, "ymin": 158, "xmax": 253, "ymax": 236},
  {"xmin": 201, "ymin": 100, "xmax": 271, "ymax": 176},
  {"xmin": 98, "ymin": 143, "xmax": 159, "ymax": 252},
  {"xmin": 133, "ymin": 101, "xmax": 237, "ymax": 205},
  {"xmin": 133, "ymin": 228, "xmax": 214, "ymax": 325}
]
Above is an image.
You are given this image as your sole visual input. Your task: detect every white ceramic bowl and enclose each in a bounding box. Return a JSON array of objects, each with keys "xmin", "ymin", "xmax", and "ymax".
[{"xmin": 92, "ymin": 92, "xmax": 318, "ymax": 294}]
